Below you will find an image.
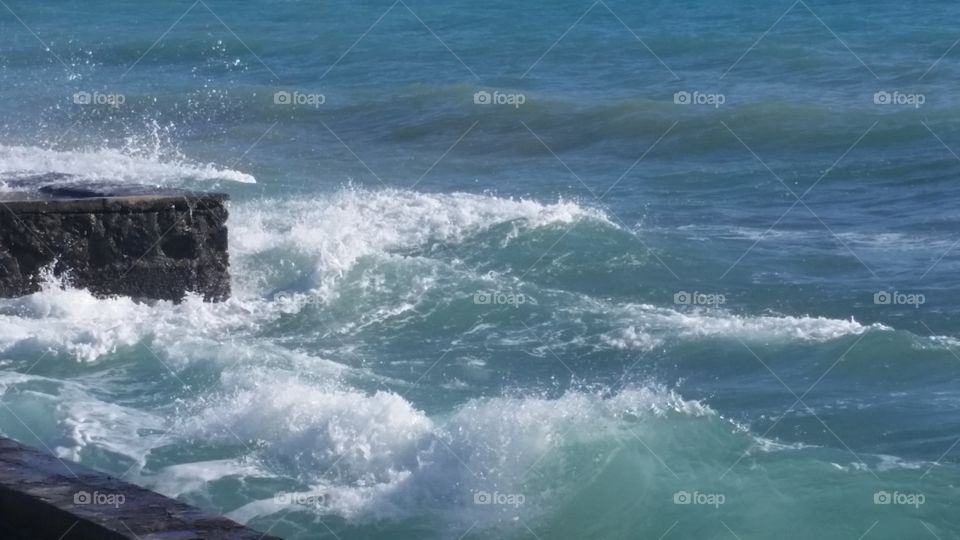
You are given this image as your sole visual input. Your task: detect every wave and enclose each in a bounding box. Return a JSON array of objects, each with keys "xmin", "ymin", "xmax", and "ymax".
[
  {"xmin": 0, "ymin": 278, "xmax": 267, "ymax": 362},
  {"xmin": 155, "ymin": 373, "xmax": 955, "ymax": 538},
  {"xmin": 0, "ymin": 187, "xmax": 935, "ymax": 365},
  {"xmin": 230, "ymin": 188, "xmax": 610, "ymax": 298},
  {"xmin": 2, "ymin": 183, "xmax": 958, "ymax": 538},
  {"xmin": 0, "ymin": 189, "xmax": 608, "ymax": 362},
  {"xmin": 676, "ymin": 225, "xmax": 960, "ymax": 253},
  {"xmin": 195, "ymin": 85, "xmax": 959, "ymax": 158},
  {"xmin": 15, "ymin": 80, "xmax": 948, "ymax": 164},
  {"xmin": 601, "ymin": 304, "xmax": 889, "ymax": 351},
  {"xmin": 0, "ymin": 144, "xmax": 255, "ymax": 185},
  {"xmin": 7, "ymin": 354, "xmax": 951, "ymax": 540},
  {"xmin": 176, "ymin": 379, "xmax": 713, "ymax": 527},
  {"xmin": 0, "ymin": 362, "xmax": 726, "ymax": 536}
]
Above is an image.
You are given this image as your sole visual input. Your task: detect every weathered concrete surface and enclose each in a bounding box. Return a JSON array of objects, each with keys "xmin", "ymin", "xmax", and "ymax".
[
  {"xmin": 0, "ymin": 173, "xmax": 230, "ymax": 302},
  {"xmin": 0, "ymin": 436, "xmax": 278, "ymax": 539}
]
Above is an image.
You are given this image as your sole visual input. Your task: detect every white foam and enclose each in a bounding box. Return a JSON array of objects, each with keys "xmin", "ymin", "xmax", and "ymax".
[
  {"xmin": 147, "ymin": 459, "xmax": 271, "ymax": 499},
  {"xmin": 179, "ymin": 374, "xmax": 433, "ymax": 487},
  {"xmin": 56, "ymin": 386, "xmax": 166, "ymax": 464},
  {"xmin": 175, "ymin": 380, "xmax": 711, "ymax": 526},
  {"xmin": 876, "ymin": 454, "xmax": 925, "ymax": 472},
  {"xmin": 830, "ymin": 455, "xmax": 929, "ymax": 473},
  {"xmin": 0, "ymin": 276, "xmax": 273, "ymax": 362},
  {"xmin": 677, "ymin": 226, "xmax": 959, "ymax": 254},
  {"xmin": 919, "ymin": 334, "xmax": 960, "ymax": 351},
  {"xmin": 0, "ymin": 144, "xmax": 255, "ymax": 185},
  {"xmin": 0, "ymin": 370, "xmax": 165, "ymax": 466},
  {"xmin": 230, "ymin": 188, "xmax": 609, "ymax": 297},
  {"xmin": 602, "ymin": 303, "xmax": 887, "ymax": 350},
  {"xmin": 665, "ymin": 310, "xmax": 885, "ymax": 341},
  {"xmin": 748, "ymin": 436, "xmax": 812, "ymax": 454}
]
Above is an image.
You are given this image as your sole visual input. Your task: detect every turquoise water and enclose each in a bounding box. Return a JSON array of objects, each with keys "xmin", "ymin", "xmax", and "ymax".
[{"xmin": 2, "ymin": 1, "xmax": 960, "ymax": 538}]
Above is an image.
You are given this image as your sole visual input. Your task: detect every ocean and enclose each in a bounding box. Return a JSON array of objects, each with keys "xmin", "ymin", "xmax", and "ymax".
[{"xmin": 2, "ymin": 0, "xmax": 960, "ymax": 538}]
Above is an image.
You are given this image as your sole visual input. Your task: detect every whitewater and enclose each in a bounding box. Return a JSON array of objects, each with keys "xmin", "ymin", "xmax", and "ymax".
[{"xmin": 5, "ymin": 1, "xmax": 960, "ymax": 536}]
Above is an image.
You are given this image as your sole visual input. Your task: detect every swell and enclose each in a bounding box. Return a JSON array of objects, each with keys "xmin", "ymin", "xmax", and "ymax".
[
  {"xmin": 6, "ymin": 360, "xmax": 955, "ymax": 540},
  {"xmin": 6, "ymin": 80, "xmax": 957, "ymax": 165},
  {"xmin": 254, "ymin": 88, "xmax": 960, "ymax": 158}
]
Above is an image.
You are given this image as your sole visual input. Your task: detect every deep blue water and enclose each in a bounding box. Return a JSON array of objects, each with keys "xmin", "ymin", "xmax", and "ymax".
[{"xmin": 2, "ymin": 1, "xmax": 960, "ymax": 538}]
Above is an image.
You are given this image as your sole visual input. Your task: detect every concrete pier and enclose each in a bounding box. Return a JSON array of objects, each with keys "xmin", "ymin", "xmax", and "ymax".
[
  {"xmin": 0, "ymin": 173, "xmax": 230, "ymax": 302},
  {"xmin": 0, "ymin": 436, "xmax": 277, "ymax": 539}
]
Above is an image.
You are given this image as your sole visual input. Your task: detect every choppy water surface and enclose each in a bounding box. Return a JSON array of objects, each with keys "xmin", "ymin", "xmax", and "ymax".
[{"xmin": 2, "ymin": 1, "xmax": 960, "ymax": 538}]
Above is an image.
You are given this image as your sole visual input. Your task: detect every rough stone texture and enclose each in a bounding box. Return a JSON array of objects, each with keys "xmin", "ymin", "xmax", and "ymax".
[
  {"xmin": 0, "ymin": 436, "xmax": 278, "ymax": 539},
  {"xmin": 0, "ymin": 173, "xmax": 230, "ymax": 302}
]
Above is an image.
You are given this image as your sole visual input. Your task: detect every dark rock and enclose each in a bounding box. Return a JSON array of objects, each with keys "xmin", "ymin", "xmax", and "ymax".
[{"xmin": 0, "ymin": 173, "xmax": 230, "ymax": 302}]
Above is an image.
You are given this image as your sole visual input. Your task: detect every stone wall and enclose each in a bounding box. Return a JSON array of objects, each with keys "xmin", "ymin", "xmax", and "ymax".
[
  {"xmin": 0, "ymin": 436, "xmax": 276, "ymax": 539},
  {"xmin": 0, "ymin": 175, "xmax": 230, "ymax": 302}
]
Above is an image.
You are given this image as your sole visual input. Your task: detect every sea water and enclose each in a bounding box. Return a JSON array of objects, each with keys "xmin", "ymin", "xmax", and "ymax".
[{"xmin": 2, "ymin": 1, "xmax": 960, "ymax": 538}]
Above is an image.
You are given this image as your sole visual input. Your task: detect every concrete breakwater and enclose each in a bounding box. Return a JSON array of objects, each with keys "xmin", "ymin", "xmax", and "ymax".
[
  {"xmin": 0, "ymin": 436, "xmax": 277, "ymax": 539},
  {"xmin": 0, "ymin": 173, "xmax": 230, "ymax": 302}
]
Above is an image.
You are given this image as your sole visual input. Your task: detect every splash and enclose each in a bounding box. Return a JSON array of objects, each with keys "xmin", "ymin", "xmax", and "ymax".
[{"xmin": 0, "ymin": 143, "xmax": 255, "ymax": 185}]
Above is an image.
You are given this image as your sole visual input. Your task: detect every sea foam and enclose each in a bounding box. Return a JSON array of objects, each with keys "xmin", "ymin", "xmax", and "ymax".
[
  {"xmin": 0, "ymin": 144, "xmax": 255, "ymax": 185},
  {"xmin": 180, "ymin": 379, "xmax": 712, "ymax": 526},
  {"xmin": 230, "ymin": 188, "xmax": 609, "ymax": 298}
]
